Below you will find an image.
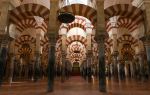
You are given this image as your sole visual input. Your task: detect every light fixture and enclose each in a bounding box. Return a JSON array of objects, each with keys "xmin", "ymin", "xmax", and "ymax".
[
  {"xmin": 57, "ymin": 0, "xmax": 75, "ymax": 23},
  {"xmin": 58, "ymin": 12, "xmax": 75, "ymax": 23}
]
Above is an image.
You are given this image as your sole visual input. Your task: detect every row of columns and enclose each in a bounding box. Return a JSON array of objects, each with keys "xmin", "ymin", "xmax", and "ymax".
[{"xmin": 107, "ymin": 53, "xmax": 149, "ymax": 80}]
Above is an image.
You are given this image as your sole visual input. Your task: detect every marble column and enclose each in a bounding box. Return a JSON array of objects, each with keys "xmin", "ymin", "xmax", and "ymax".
[
  {"xmin": 140, "ymin": 35, "xmax": 150, "ymax": 76},
  {"xmin": 34, "ymin": 32, "xmax": 42, "ymax": 82},
  {"xmin": 143, "ymin": 0, "xmax": 150, "ymax": 31},
  {"xmin": 145, "ymin": 42, "xmax": 150, "ymax": 76},
  {"xmin": 96, "ymin": 34, "xmax": 106, "ymax": 92},
  {"xmin": 0, "ymin": 43, "xmax": 8, "ymax": 86},
  {"xmin": 61, "ymin": 33, "xmax": 67, "ymax": 82},
  {"xmin": 59, "ymin": 26, "xmax": 67, "ymax": 82},
  {"xmin": 138, "ymin": 53, "xmax": 145, "ymax": 80},
  {"xmin": 109, "ymin": 16, "xmax": 119, "ymax": 79},
  {"xmin": 34, "ymin": 16, "xmax": 45, "ymax": 81},
  {"xmin": 0, "ymin": 32, "xmax": 10, "ymax": 86},
  {"xmin": 47, "ymin": 34, "xmax": 56, "ymax": 92},
  {"xmin": 9, "ymin": 53, "xmax": 15, "ymax": 84},
  {"xmin": 61, "ymin": 51, "xmax": 67, "ymax": 82},
  {"xmin": 82, "ymin": 59, "xmax": 87, "ymax": 80},
  {"xmin": 0, "ymin": 9, "xmax": 10, "ymax": 86},
  {"xmin": 112, "ymin": 51, "xmax": 119, "ymax": 79},
  {"xmin": 86, "ymin": 50, "xmax": 92, "ymax": 82},
  {"xmin": 143, "ymin": 0, "xmax": 150, "ymax": 74},
  {"xmin": 86, "ymin": 29, "xmax": 92, "ymax": 82},
  {"xmin": 112, "ymin": 34, "xmax": 119, "ymax": 79}
]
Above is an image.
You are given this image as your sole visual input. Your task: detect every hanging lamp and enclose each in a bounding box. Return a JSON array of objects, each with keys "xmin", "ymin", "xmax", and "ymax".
[{"xmin": 57, "ymin": 0, "xmax": 75, "ymax": 23}]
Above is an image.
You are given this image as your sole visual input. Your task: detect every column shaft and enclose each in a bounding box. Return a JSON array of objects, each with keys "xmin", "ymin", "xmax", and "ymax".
[
  {"xmin": 47, "ymin": 34, "xmax": 56, "ymax": 92},
  {"xmin": 34, "ymin": 31, "xmax": 42, "ymax": 81},
  {"xmin": 97, "ymin": 34, "xmax": 106, "ymax": 92}
]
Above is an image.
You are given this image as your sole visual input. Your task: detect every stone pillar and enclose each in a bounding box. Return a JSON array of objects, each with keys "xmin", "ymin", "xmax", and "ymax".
[
  {"xmin": 9, "ymin": 53, "xmax": 15, "ymax": 84},
  {"xmin": 138, "ymin": 53, "xmax": 145, "ymax": 80},
  {"xmin": 34, "ymin": 16, "xmax": 45, "ymax": 81},
  {"xmin": 112, "ymin": 34, "xmax": 118, "ymax": 52},
  {"xmin": 61, "ymin": 33, "xmax": 67, "ymax": 82},
  {"xmin": 34, "ymin": 32, "xmax": 42, "ymax": 82},
  {"xmin": 0, "ymin": 41, "xmax": 8, "ymax": 86},
  {"xmin": 112, "ymin": 51, "xmax": 119, "ymax": 79},
  {"xmin": 61, "ymin": 51, "xmax": 67, "ymax": 82},
  {"xmin": 112, "ymin": 34, "xmax": 119, "ymax": 79},
  {"xmin": 87, "ymin": 33, "xmax": 92, "ymax": 50},
  {"xmin": 143, "ymin": 0, "xmax": 150, "ymax": 32},
  {"xmin": 109, "ymin": 16, "xmax": 119, "ymax": 79},
  {"xmin": 19, "ymin": 58, "xmax": 23, "ymax": 78},
  {"xmin": 0, "ymin": 9, "xmax": 10, "ymax": 85},
  {"xmin": 82, "ymin": 59, "xmax": 87, "ymax": 80},
  {"xmin": 145, "ymin": 41, "xmax": 150, "ymax": 76},
  {"xmin": 86, "ymin": 28, "xmax": 92, "ymax": 82},
  {"xmin": 140, "ymin": 35, "xmax": 150, "ymax": 76},
  {"xmin": 142, "ymin": 0, "xmax": 150, "ymax": 78},
  {"xmin": 47, "ymin": 34, "xmax": 56, "ymax": 92},
  {"xmin": 0, "ymin": 35, "xmax": 10, "ymax": 86},
  {"xmin": 59, "ymin": 26, "xmax": 67, "ymax": 82},
  {"xmin": 96, "ymin": 34, "xmax": 106, "ymax": 92},
  {"xmin": 86, "ymin": 50, "xmax": 92, "ymax": 82}
]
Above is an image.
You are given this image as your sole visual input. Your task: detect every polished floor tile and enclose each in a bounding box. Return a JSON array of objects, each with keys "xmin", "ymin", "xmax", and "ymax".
[{"xmin": 0, "ymin": 76, "xmax": 150, "ymax": 95}]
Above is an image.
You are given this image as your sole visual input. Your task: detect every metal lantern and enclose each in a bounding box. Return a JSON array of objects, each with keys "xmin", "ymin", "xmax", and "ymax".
[
  {"xmin": 57, "ymin": 12, "xmax": 75, "ymax": 23},
  {"xmin": 57, "ymin": 0, "xmax": 75, "ymax": 23}
]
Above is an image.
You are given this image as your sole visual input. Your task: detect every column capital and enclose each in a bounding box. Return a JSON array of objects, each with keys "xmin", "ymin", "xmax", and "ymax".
[
  {"xmin": 61, "ymin": 50, "xmax": 67, "ymax": 58},
  {"xmin": 47, "ymin": 33, "xmax": 57, "ymax": 46},
  {"xmin": 1, "ymin": 34, "xmax": 12, "ymax": 48},
  {"xmin": 111, "ymin": 51, "xmax": 119, "ymax": 57},
  {"xmin": 86, "ymin": 50, "xmax": 92, "ymax": 57},
  {"xmin": 95, "ymin": 32, "xmax": 107, "ymax": 44}
]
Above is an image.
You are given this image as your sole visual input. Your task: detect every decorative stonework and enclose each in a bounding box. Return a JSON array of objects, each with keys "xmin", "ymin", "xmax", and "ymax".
[
  {"xmin": 48, "ymin": 33, "xmax": 57, "ymax": 46},
  {"xmin": 95, "ymin": 33, "xmax": 106, "ymax": 44}
]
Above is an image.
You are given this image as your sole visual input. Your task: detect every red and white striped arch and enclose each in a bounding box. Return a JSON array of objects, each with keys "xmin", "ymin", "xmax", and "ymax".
[
  {"xmin": 41, "ymin": 36, "xmax": 49, "ymax": 56},
  {"xmin": 40, "ymin": 35, "xmax": 49, "ymax": 46},
  {"xmin": 10, "ymin": 4, "xmax": 50, "ymax": 25},
  {"xmin": 104, "ymin": 4, "xmax": 143, "ymax": 22},
  {"xmin": 55, "ymin": 37, "xmax": 62, "ymax": 52},
  {"xmin": 104, "ymin": 38, "xmax": 113, "ymax": 55},
  {"xmin": 59, "ymin": 4, "xmax": 97, "ymax": 26},
  {"xmin": 67, "ymin": 22, "xmax": 86, "ymax": 31},
  {"xmin": 15, "ymin": 35, "xmax": 36, "ymax": 47},
  {"xmin": 16, "ymin": 18, "xmax": 48, "ymax": 33},
  {"xmin": 106, "ymin": 17, "xmax": 139, "ymax": 33},
  {"xmin": 18, "ymin": 46, "xmax": 32, "ymax": 54},
  {"xmin": 70, "ymin": 53, "xmax": 83, "ymax": 59},
  {"xmin": 117, "ymin": 34, "xmax": 138, "ymax": 45},
  {"xmin": 66, "ymin": 35, "xmax": 87, "ymax": 46},
  {"xmin": 105, "ymin": 38, "xmax": 113, "ymax": 48},
  {"xmin": 69, "ymin": 44, "xmax": 85, "ymax": 54},
  {"xmin": 42, "ymin": 43, "xmax": 49, "ymax": 58},
  {"xmin": 60, "ymin": 16, "xmax": 94, "ymax": 33}
]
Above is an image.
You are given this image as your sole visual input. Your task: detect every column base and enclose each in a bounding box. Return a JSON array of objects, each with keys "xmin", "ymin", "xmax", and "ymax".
[
  {"xmin": 99, "ymin": 86, "xmax": 106, "ymax": 92},
  {"xmin": 47, "ymin": 88, "xmax": 54, "ymax": 93}
]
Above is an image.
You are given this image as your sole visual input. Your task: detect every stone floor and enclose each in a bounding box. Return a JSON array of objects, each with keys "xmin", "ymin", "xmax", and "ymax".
[{"xmin": 0, "ymin": 76, "xmax": 150, "ymax": 95}]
